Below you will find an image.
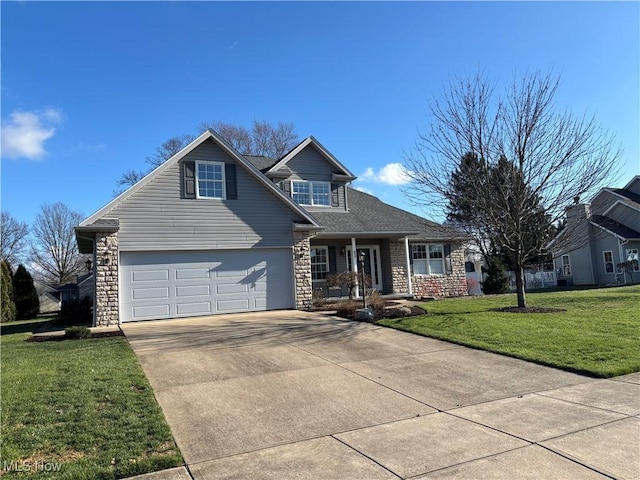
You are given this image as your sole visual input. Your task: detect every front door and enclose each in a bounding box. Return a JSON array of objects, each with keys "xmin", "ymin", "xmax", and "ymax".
[{"xmin": 347, "ymin": 245, "xmax": 382, "ymax": 291}]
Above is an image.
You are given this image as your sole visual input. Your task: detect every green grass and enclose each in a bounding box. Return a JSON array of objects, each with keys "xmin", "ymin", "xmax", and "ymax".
[
  {"xmin": 1, "ymin": 318, "xmax": 183, "ymax": 479},
  {"xmin": 379, "ymin": 285, "xmax": 640, "ymax": 378}
]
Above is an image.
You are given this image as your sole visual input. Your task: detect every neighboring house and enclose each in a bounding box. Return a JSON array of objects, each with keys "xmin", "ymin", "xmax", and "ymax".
[
  {"xmin": 51, "ymin": 272, "xmax": 94, "ymax": 307},
  {"xmin": 549, "ymin": 176, "xmax": 640, "ymax": 286},
  {"xmin": 75, "ymin": 130, "xmax": 468, "ymax": 326},
  {"xmin": 34, "ymin": 281, "xmax": 61, "ymax": 313}
]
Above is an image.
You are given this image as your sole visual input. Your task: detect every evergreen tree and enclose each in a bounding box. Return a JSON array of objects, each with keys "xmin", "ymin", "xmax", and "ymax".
[
  {"xmin": 13, "ymin": 264, "xmax": 40, "ymax": 319},
  {"xmin": 1, "ymin": 260, "xmax": 17, "ymax": 322},
  {"xmin": 482, "ymin": 256, "xmax": 511, "ymax": 295}
]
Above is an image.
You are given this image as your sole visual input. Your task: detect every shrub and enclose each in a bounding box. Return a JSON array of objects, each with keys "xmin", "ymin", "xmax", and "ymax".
[
  {"xmin": 1, "ymin": 261, "xmax": 16, "ymax": 323},
  {"xmin": 13, "ymin": 264, "xmax": 40, "ymax": 319},
  {"xmin": 56, "ymin": 297, "xmax": 92, "ymax": 326},
  {"xmin": 482, "ymin": 256, "xmax": 511, "ymax": 294},
  {"xmin": 65, "ymin": 326, "xmax": 91, "ymax": 339},
  {"xmin": 326, "ymin": 271, "xmax": 371, "ymax": 300},
  {"xmin": 367, "ymin": 290, "xmax": 386, "ymax": 318}
]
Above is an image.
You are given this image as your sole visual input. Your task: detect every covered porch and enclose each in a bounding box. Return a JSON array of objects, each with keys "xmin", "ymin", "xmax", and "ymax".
[{"xmin": 310, "ymin": 234, "xmax": 413, "ymax": 299}]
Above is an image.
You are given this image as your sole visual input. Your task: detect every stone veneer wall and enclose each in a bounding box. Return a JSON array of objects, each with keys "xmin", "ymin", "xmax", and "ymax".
[
  {"xmin": 389, "ymin": 240, "xmax": 409, "ymax": 294},
  {"xmin": 95, "ymin": 231, "xmax": 119, "ymax": 326},
  {"xmin": 293, "ymin": 231, "xmax": 313, "ymax": 309},
  {"xmin": 411, "ymin": 242, "xmax": 468, "ymax": 298}
]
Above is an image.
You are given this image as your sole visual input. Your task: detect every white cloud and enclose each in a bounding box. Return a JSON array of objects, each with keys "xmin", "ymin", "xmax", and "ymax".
[
  {"xmin": 359, "ymin": 162, "xmax": 410, "ymax": 185},
  {"xmin": 1, "ymin": 108, "xmax": 62, "ymax": 160}
]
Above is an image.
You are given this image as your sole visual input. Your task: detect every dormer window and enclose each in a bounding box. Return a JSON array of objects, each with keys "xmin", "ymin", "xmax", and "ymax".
[{"xmin": 291, "ymin": 181, "xmax": 330, "ymax": 206}]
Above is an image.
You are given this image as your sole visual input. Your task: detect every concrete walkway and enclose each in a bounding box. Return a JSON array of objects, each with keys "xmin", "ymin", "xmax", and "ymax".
[{"xmin": 122, "ymin": 311, "xmax": 640, "ymax": 480}]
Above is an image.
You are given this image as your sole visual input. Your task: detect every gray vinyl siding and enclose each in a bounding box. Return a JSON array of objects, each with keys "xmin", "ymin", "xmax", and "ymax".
[
  {"xmin": 553, "ymin": 220, "xmax": 594, "ymax": 285},
  {"xmin": 606, "ymin": 203, "xmax": 640, "ymax": 231},
  {"xmin": 627, "ymin": 178, "xmax": 640, "ymax": 197},
  {"xmin": 590, "ymin": 191, "xmax": 613, "ymax": 216},
  {"xmin": 285, "ymin": 145, "xmax": 348, "ymax": 211},
  {"xmin": 104, "ymin": 139, "xmax": 304, "ymax": 251}
]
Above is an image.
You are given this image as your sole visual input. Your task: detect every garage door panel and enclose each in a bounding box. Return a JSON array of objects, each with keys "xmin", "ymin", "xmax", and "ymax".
[
  {"xmin": 217, "ymin": 283, "xmax": 249, "ymax": 295},
  {"xmin": 132, "ymin": 287, "xmax": 169, "ymax": 300},
  {"xmin": 132, "ymin": 269, "xmax": 169, "ymax": 282},
  {"xmin": 133, "ymin": 304, "xmax": 171, "ymax": 319},
  {"xmin": 175, "ymin": 285, "xmax": 210, "ymax": 297},
  {"xmin": 176, "ymin": 268, "xmax": 211, "ymax": 280},
  {"xmin": 217, "ymin": 299, "xmax": 250, "ymax": 312},
  {"xmin": 120, "ymin": 249, "xmax": 293, "ymax": 322},
  {"xmin": 176, "ymin": 302, "xmax": 211, "ymax": 315}
]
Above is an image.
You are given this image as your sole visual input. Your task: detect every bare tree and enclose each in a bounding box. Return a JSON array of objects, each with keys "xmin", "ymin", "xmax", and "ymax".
[
  {"xmin": 403, "ymin": 71, "xmax": 621, "ymax": 308},
  {"xmin": 30, "ymin": 202, "xmax": 86, "ymax": 285},
  {"xmin": 200, "ymin": 120, "xmax": 299, "ymax": 158},
  {"xmin": 115, "ymin": 121, "xmax": 299, "ymax": 194},
  {"xmin": 1, "ymin": 211, "xmax": 29, "ymax": 266}
]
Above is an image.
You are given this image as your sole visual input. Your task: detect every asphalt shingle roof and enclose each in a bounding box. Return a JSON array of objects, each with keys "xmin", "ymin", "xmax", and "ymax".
[
  {"xmin": 312, "ymin": 188, "xmax": 465, "ymax": 240},
  {"xmin": 244, "ymin": 155, "xmax": 278, "ymax": 172},
  {"xmin": 591, "ymin": 215, "xmax": 640, "ymax": 240},
  {"xmin": 611, "ymin": 188, "xmax": 640, "ymax": 209}
]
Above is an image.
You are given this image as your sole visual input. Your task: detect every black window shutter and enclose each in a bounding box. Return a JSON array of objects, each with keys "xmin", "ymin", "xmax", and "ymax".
[
  {"xmin": 444, "ymin": 244, "xmax": 453, "ymax": 274},
  {"xmin": 184, "ymin": 161, "xmax": 196, "ymax": 199},
  {"xmin": 283, "ymin": 180, "xmax": 291, "ymax": 196},
  {"xmin": 225, "ymin": 164, "xmax": 237, "ymax": 200},
  {"xmin": 328, "ymin": 246, "xmax": 337, "ymax": 273},
  {"xmin": 331, "ymin": 183, "xmax": 340, "ymax": 207}
]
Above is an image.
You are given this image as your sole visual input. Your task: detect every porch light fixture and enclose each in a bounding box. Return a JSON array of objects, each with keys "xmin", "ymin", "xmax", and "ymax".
[
  {"xmin": 86, "ymin": 258, "xmax": 92, "ymax": 272},
  {"xmin": 340, "ymin": 247, "xmax": 345, "ymax": 256}
]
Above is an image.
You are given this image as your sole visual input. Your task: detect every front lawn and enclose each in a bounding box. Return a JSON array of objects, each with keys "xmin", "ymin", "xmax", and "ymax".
[
  {"xmin": 1, "ymin": 319, "xmax": 183, "ymax": 479},
  {"xmin": 379, "ymin": 285, "xmax": 640, "ymax": 377}
]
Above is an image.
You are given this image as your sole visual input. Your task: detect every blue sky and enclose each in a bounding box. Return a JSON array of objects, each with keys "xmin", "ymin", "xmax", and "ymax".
[{"xmin": 2, "ymin": 1, "xmax": 639, "ymax": 225}]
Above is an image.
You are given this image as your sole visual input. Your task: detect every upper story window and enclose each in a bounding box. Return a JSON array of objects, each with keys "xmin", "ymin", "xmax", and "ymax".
[
  {"xmin": 291, "ymin": 181, "xmax": 330, "ymax": 206},
  {"xmin": 196, "ymin": 161, "xmax": 225, "ymax": 199},
  {"xmin": 411, "ymin": 244, "xmax": 445, "ymax": 275}
]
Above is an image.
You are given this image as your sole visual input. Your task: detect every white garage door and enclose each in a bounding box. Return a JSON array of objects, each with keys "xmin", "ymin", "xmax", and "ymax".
[{"xmin": 120, "ymin": 249, "xmax": 294, "ymax": 322}]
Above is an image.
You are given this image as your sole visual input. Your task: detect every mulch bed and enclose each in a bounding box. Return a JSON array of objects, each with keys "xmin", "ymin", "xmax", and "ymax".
[
  {"xmin": 492, "ymin": 306, "xmax": 567, "ymax": 314},
  {"xmin": 27, "ymin": 330, "xmax": 124, "ymax": 342}
]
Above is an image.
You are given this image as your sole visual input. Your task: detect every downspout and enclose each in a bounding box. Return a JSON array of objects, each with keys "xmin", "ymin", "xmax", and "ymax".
[{"xmin": 404, "ymin": 237, "xmax": 413, "ymax": 296}]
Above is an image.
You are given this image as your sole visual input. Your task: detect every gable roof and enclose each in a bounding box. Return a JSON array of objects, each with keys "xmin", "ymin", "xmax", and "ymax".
[
  {"xmin": 267, "ymin": 136, "xmax": 356, "ymax": 180},
  {"xmin": 79, "ymin": 129, "xmax": 322, "ymax": 229},
  {"xmin": 312, "ymin": 187, "xmax": 465, "ymax": 240},
  {"xmin": 591, "ymin": 215, "xmax": 640, "ymax": 241}
]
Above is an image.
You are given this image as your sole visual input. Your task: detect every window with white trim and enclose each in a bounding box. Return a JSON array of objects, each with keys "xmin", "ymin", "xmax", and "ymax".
[
  {"xmin": 291, "ymin": 181, "xmax": 330, "ymax": 206},
  {"xmin": 626, "ymin": 248, "xmax": 639, "ymax": 272},
  {"xmin": 196, "ymin": 161, "xmax": 225, "ymax": 199},
  {"xmin": 311, "ymin": 246, "xmax": 329, "ymax": 280},
  {"xmin": 603, "ymin": 251, "xmax": 614, "ymax": 274},
  {"xmin": 411, "ymin": 243, "xmax": 445, "ymax": 275},
  {"xmin": 561, "ymin": 255, "xmax": 571, "ymax": 276}
]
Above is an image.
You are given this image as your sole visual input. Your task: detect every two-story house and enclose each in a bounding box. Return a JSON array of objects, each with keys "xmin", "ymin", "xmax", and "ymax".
[
  {"xmin": 75, "ymin": 130, "xmax": 467, "ymax": 325},
  {"xmin": 549, "ymin": 176, "xmax": 640, "ymax": 286}
]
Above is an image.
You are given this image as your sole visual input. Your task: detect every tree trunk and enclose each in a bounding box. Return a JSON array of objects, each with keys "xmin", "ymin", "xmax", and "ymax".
[{"xmin": 515, "ymin": 264, "xmax": 527, "ymax": 308}]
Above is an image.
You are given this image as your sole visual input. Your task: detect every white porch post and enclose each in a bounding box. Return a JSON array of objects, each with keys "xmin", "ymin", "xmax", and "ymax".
[
  {"xmin": 404, "ymin": 237, "xmax": 413, "ymax": 295},
  {"xmin": 351, "ymin": 237, "xmax": 360, "ymax": 298}
]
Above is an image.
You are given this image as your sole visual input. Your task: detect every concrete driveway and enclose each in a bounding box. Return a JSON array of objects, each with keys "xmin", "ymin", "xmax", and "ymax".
[{"xmin": 122, "ymin": 311, "xmax": 640, "ymax": 480}]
